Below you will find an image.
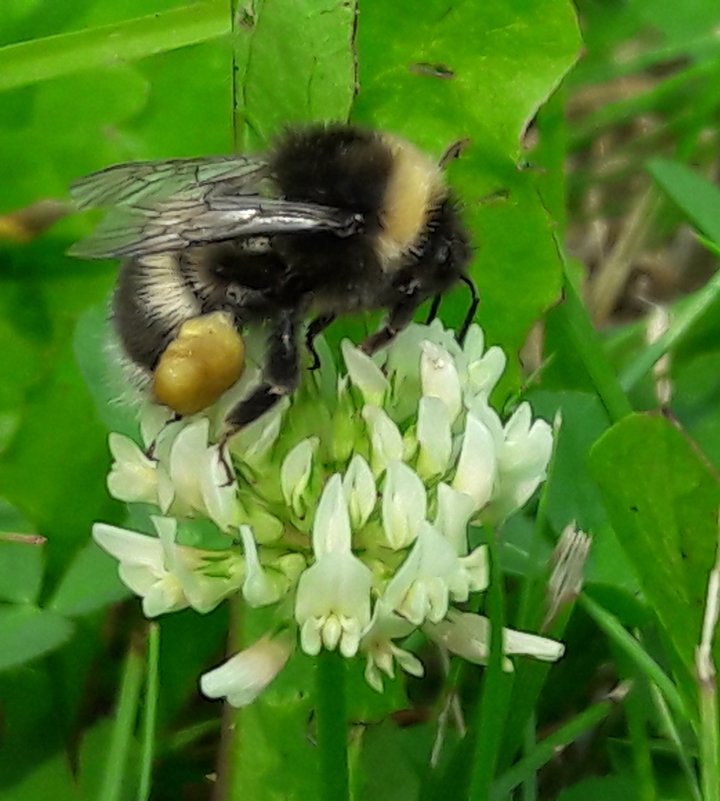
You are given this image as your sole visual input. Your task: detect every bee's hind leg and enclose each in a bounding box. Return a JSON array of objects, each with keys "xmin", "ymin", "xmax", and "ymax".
[
  {"xmin": 360, "ymin": 296, "xmax": 421, "ymax": 355},
  {"xmin": 222, "ymin": 308, "xmax": 300, "ymax": 439},
  {"xmin": 305, "ymin": 313, "xmax": 336, "ymax": 370},
  {"xmin": 144, "ymin": 411, "xmax": 182, "ymax": 461}
]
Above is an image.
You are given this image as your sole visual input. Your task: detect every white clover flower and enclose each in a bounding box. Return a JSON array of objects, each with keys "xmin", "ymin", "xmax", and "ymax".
[
  {"xmin": 480, "ymin": 402, "xmax": 553, "ymax": 523},
  {"xmin": 460, "ymin": 325, "xmax": 507, "ymax": 400},
  {"xmin": 107, "ymin": 433, "xmax": 160, "ymax": 505},
  {"xmin": 416, "ymin": 396, "xmax": 453, "ymax": 480},
  {"xmin": 280, "ymin": 437, "xmax": 319, "ymax": 520},
  {"xmin": 343, "ymin": 455, "xmax": 376, "ymax": 531},
  {"xmin": 380, "ymin": 521, "xmax": 460, "ymax": 625},
  {"xmin": 167, "ymin": 418, "xmax": 241, "ymax": 531},
  {"xmin": 239, "ymin": 525, "xmax": 294, "ymax": 607},
  {"xmin": 359, "ymin": 608, "xmax": 423, "ymax": 693},
  {"xmin": 425, "ymin": 609, "xmax": 565, "ymax": 669},
  {"xmin": 420, "ymin": 340, "xmax": 462, "ymax": 422},
  {"xmin": 451, "ymin": 410, "xmax": 500, "ymax": 511},
  {"xmin": 382, "ymin": 461, "xmax": 427, "ymax": 550},
  {"xmin": 93, "ymin": 517, "xmax": 243, "ymax": 617},
  {"xmin": 200, "ymin": 633, "xmax": 293, "ymax": 707},
  {"xmin": 434, "ymin": 483, "xmax": 477, "ymax": 555},
  {"xmin": 95, "ymin": 319, "xmax": 560, "ymax": 701},
  {"xmin": 342, "ymin": 340, "xmax": 389, "ymax": 406},
  {"xmin": 362, "ymin": 405, "xmax": 404, "ymax": 476},
  {"xmin": 294, "ymin": 475, "xmax": 373, "ymax": 657}
]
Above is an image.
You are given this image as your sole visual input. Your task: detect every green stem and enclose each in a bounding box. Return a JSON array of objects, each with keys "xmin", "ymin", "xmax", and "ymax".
[
  {"xmin": 98, "ymin": 634, "xmax": 145, "ymax": 801},
  {"xmin": 580, "ymin": 595, "xmax": 686, "ymax": 720},
  {"xmin": 0, "ymin": 1, "xmax": 230, "ymax": 92},
  {"xmin": 217, "ymin": 594, "xmax": 244, "ymax": 801},
  {"xmin": 521, "ymin": 714, "xmax": 538, "ymax": 801},
  {"xmin": 620, "ymin": 260, "xmax": 720, "ymax": 393},
  {"xmin": 557, "ymin": 269, "xmax": 633, "ymax": 424},
  {"xmin": 137, "ymin": 623, "xmax": 160, "ymax": 801},
  {"xmin": 469, "ymin": 530, "xmax": 513, "ymax": 801},
  {"xmin": 650, "ymin": 684, "xmax": 702, "ymax": 801},
  {"xmin": 490, "ymin": 700, "xmax": 614, "ymax": 801},
  {"xmin": 624, "ymin": 679, "xmax": 657, "ymax": 801},
  {"xmin": 316, "ymin": 650, "xmax": 350, "ymax": 801},
  {"xmin": 699, "ymin": 675, "xmax": 720, "ymax": 801}
]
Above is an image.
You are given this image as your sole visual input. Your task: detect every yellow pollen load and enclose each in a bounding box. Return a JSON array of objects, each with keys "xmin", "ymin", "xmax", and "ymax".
[{"xmin": 152, "ymin": 311, "xmax": 246, "ymax": 415}]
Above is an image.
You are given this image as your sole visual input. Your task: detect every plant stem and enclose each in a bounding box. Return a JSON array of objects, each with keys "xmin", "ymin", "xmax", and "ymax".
[
  {"xmin": 137, "ymin": 623, "xmax": 160, "ymax": 801},
  {"xmin": 214, "ymin": 594, "xmax": 244, "ymax": 801},
  {"xmin": 469, "ymin": 530, "xmax": 513, "ymax": 801},
  {"xmin": 490, "ymin": 700, "xmax": 614, "ymax": 800},
  {"xmin": 316, "ymin": 650, "xmax": 350, "ymax": 801},
  {"xmin": 620, "ymin": 267, "xmax": 720, "ymax": 393},
  {"xmin": 98, "ymin": 633, "xmax": 145, "ymax": 801},
  {"xmin": 581, "ymin": 595, "xmax": 686, "ymax": 719}
]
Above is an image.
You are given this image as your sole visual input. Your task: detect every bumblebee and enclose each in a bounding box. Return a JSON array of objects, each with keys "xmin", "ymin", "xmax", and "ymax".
[{"xmin": 71, "ymin": 124, "xmax": 476, "ymax": 437}]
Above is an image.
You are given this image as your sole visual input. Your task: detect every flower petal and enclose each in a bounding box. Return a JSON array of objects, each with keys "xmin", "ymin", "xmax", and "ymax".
[
  {"xmin": 312, "ymin": 474, "xmax": 352, "ymax": 557},
  {"xmin": 420, "ymin": 340, "xmax": 462, "ymax": 422},
  {"xmin": 362, "ymin": 405, "xmax": 404, "ymax": 476},
  {"xmin": 200, "ymin": 634, "xmax": 293, "ymax": 706},
  {"xmin": 280, "ymin": 437, "xmax": 319, "ymax": 518},
  {"xmin": 107, "ymin": 433, "xmax": 158, "ymax": 505},
  {"xmin": 382, "ymin": 461, "xmax": 427, "ymax": 550},
  {"xmin": 434, "ymin": 483, "xmax": 476, "ymax": 554},
  {"xmin": 452, "ymin": 412, "xmax": 498, "ymax": 510},
  {"xmin": 342, "ymin": 339, "xmax": 389, "ymax": 406},
  {"xmin": 240, "ymin": 525, "xmax": 284, "ymax": 607},
  {"xmin": 343, "ymin": 455, "xmax": 377, "ymax": 530},
  {"xmin": 416, "ymin": 396, "xmax": 452, "ymax": 479}
]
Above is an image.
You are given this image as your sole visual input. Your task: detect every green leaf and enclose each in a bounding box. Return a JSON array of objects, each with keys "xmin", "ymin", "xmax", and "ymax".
[
  {"xmin": 0, "ymin": 605, "xmax": 74, "ymax": 671},
  {"xmin": 672, "ymin": 350, "xmax": 720, "ymax": 473},
  {"xmin": 73, "ymin": 303, "xmax": 140, "ymax": 439},
  {"xmin": 0, "ymin": 538, "xmax": 45, "ymax": 605},
  {"xmin": 0, "ymin": 751, "xmax": 80, "ymax": 801},
  {"xmin": 648, "ymin": 158, "xmax": 720, "ymax": 245},
  {"xmin": 589, "ymin": 413, "xmax": 720, "ymax": 709},
  {"xmin": 356, "ymin": 721, "xmax": 435, "ymax": 801},
  {"xmin": 232, "ymin": 0, "xmax": 358, "ymax": 149},
  {"xmin": 229, "ymin": 651, "xmax": 321, "ymax": 799},
  {"xmin": 49, "ymin": 541, "xmax": 128, "ymax": 616},
  {"xmin": 528, "ymin": 391, "xmax": 639, "ymax": 600},
  {"xmin": 353, "ymin": 0, "xmax": 581, "ymax": 366},
  {"xmin": 0, "ymin": 2, "xmax": 229, "ymax": 92},
  {"xmin": 557, "ymin": 773, "xmax": 637, "ymax": 801}
]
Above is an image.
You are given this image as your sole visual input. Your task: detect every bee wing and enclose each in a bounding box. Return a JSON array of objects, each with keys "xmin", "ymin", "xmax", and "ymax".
[
  {"xmin": 70, "ymin": 155, "xmax": 363, "ymax": 260},
  {"xmin": 70, "ymin": 155, "xmax": 270, "ymax": 209}
]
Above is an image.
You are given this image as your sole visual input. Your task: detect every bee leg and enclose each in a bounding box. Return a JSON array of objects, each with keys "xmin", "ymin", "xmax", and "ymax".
[
  {"xmin": 224, "ymin": 308, "xmax": 299, "ymax": 434},
  {"xmin": 425, "ymin": 294, "xmax": 442, "ymax": 325},
  {"xmin": 144, "ymin": 412, "xmax": 182, "ymax": 461},
  {"xmin": 216, "ymin": 439, "xmax": 236, "ymax": 487},
  {"xmin": 305, "ymin": 313, "xmax": 336, "ymax": 370},
  {"xmin": 457, "ymin": 274, "xmax": 480, "ymax": 343},
  {"xmin": 360, "ymin": 299, "xmax": 421, "ymax": 355}
]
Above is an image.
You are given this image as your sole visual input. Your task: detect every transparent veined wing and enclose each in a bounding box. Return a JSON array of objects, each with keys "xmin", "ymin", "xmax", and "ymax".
[
  {"xmin": 69, "ymin": 155, "xmax": 364, "ymax": 260},
  {"xmin": 70, "ymin": 155, "xmax": 271, "ymax": 209}
]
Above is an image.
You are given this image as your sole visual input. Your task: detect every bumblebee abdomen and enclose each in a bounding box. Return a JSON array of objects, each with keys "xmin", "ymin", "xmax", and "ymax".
[{"xmin": 113, "ymin": 253, "xmax": 202, "ymax": 370}]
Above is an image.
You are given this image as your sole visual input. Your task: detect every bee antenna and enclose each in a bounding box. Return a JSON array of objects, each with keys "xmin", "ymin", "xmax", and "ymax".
[{"xmin": 458, "ymin": 274, "xmax": 479, "ymax": 343}]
